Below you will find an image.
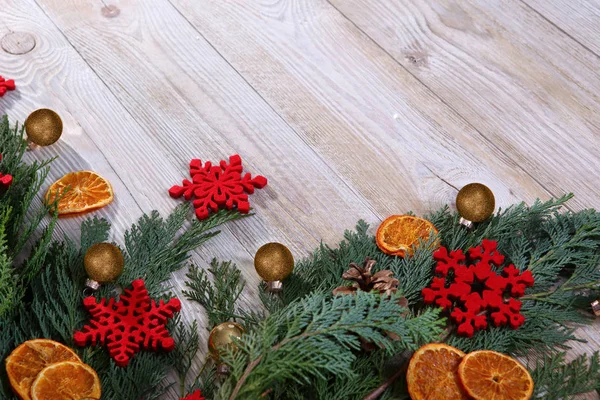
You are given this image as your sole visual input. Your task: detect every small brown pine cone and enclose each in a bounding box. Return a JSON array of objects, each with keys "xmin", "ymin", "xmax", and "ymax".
[{"xmin": 333, "ymin": 257, "xmax": 400, "ymax": 296}]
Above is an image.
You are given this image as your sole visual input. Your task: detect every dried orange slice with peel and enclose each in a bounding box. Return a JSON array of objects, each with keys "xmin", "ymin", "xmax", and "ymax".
[
  {"xmin": 376, "ymin": 215, "xmax": 438, "ymax": 257},
  {"xmin": 458, "ymin": 350, "xmax": 534, "ymax": 400},
  {"xmin": 5, "ymin": 339, "xmax": 82, "ymax": 400},
  {"xmin": 30, "ymin": 361, "xmax": 101, "ymax": 400},
  {"xmin": 46, "ymin": 170, "xmax": 114, "ymax": 215},
  {"xmin": 406, "ymin": 343, "xmax": 469, "ymax": 400}
]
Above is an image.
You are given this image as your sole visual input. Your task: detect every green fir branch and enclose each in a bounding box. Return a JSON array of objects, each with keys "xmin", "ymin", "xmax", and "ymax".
[
  {"xmin": 119, "ymin": 206, "xmax": 247, "ymax": 297},
  {"xmin": 530, "ymin": 352, "xmax": 600, "ymax": 399},
  {"xmin": 183, "ymin": 260, "xmax": 246, "ymax": 328},
  {"xmin": 217, "ymin": 292, "xmax": 444, "ymax": 400},
  {"xmin": 170, "ymin": 317, "xmax": 201, "ymax": 396}
]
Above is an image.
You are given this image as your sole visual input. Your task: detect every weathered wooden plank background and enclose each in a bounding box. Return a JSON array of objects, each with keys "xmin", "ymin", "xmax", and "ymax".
[{"xmin": 1, "ymin": 0, "xmax": 599, "ymax": 398}]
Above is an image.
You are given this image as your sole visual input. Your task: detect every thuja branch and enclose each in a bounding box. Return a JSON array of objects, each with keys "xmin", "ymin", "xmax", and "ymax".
[
  {"xmin": 218, "ymin": 292, "xmax": 444, "ymax": 400},
  {"xmin": 523, "ymin": 280, "xmax": 600, "ymax": 300}
]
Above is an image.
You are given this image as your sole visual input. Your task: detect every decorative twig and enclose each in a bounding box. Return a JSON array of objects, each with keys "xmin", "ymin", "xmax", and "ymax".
[{"xmin": 362, "ymin": 365, "xmax": 407, "ymax": 400}]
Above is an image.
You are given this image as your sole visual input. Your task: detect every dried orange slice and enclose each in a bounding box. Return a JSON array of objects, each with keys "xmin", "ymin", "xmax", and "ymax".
[
  {"xmin": 5, "ymin": 339, "xmax": 82, "ymax": 400},
  {"xmin": 406, "ymin": 343, "xmax": 468, "ymax": 400},
  {"xmin": 458, "ymin": 350, "xmax": 534, "ymax": 400},
  {"xmin": 45, "ymin": 171, "xmax": 113, "ymax": 215},
  {"xmin": 31, "ymin": 361, "xmax": 101, "ymax": 400},
  {"xmin": 376, "ymin": 215, "xmax": 438, "ymax": 257}
]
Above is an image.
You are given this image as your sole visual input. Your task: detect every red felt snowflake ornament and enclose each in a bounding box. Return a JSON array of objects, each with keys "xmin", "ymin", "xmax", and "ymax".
[
  {"xmin": 0, "ymin": 154, "xmax": 13, "ymax": 189},
  {"xmin": 422, "ymin": 239, "xmax": 534, "ymax": 337},
  {"xmin": 74, "ymin": 279, "xmax": 181, "ymax": 367},
  {"xmin": 0, "ymin": 76, "xmax": 16, "ymax": 97},
  {"xmin": 169, "ymin": 154, "xmax": 267, "ymax": 220},
  {"xmin": 181, "ymin": 390, "xmax": 206, "ymax": 400}
]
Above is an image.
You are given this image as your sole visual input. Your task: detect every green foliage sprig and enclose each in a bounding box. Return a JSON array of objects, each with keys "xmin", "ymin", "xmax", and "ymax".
[
  {"xmin": 530, "ymin": 352, "xmax": 600, "ymax": 399},
  {"xmin": 0, "ymin": 116, "xmax": 56, "ymax": 318},
  {"xmin": 217, "ymin": 293, "xmax": 443, "ymax": 400}
]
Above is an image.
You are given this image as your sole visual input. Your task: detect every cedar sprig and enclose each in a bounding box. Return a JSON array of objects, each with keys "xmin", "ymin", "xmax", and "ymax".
[
  {"xmin": 183, "ymin": 260, "xmax": 246, "ymax": 328},
  {"xmin": 119, "ymin": 206, "xmax": 246, "ymax": 297},
  {"xmin": 216, "ymin": 292, "xmax": 444, "ymax": 400},
  {"xmin": 529, "ymin": 352, "xmax": 600, "ymax": 399},
  {"xmin": 0, "ymin": 116, "xmax": 56, "ymax": 318},
  {"xmin": 170, "ymin": 317, "xmax": 201, "ymax": 397}
]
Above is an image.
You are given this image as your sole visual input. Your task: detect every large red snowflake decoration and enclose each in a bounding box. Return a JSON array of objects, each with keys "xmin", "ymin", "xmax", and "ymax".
[
  {"xmin": 74, "ymin": 279, "xmax": 181, "ymax": 367},
  {"xmin": 0, "ymin": 155, "xmax": 13, "ymax": 189},
  {"xmin": 169, "ymin": 154, "xmax": 267, "ymax": 220},
  {"xmin": 0, "ymin": 76, "xmax": 16, "ymax": 97},
  {"xmin": 422, "ymin": 239, "xmax": 534, "ymax": 337},
  {"xmin": 181, "ymin": 390, "xmax": 206, "ymax": 400}
]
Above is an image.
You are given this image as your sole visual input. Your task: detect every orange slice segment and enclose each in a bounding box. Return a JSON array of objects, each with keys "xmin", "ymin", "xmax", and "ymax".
[
  {"xmin": 5, "ymin": 339, "xmax": 82, "ymax": 400},
  {"xmin": 45, "ymin": 171, "xmax": 114, "ymax": 215},
  {"xmin": 458, "ymin": 350, "xmax": 534, "ymax": 400},
  {"xmin": 406, "ymin": 343, "xmax": 469, "ymax": 400},
  {"xmin": 376, "ymin": 215, "xmax": 438, "ymax": 257},
  {"xmin": 30, "ymin": 361, "xmax": 101, "ymax": 400}
]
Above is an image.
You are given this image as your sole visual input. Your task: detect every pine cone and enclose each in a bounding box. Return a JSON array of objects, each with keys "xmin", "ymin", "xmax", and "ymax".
[{"xmin": 333, "ymin": 257, "xmax": 399, "ymax": 296}]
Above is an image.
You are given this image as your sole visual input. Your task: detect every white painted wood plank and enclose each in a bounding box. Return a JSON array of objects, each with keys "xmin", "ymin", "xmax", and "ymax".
[
  {"xmin": 326, "ymin": 0, "xmax": 600, "ymax": 214},
  {"xmin": 160, "ymin": 0, "xmax": 565, "ymax": 214},
  {"xmin": 524, "ymin": 0, "xmax": 600, "ymax": 56}
]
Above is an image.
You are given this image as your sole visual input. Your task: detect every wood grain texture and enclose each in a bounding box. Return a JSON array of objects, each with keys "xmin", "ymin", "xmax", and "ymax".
[
  {"xmin": 328, "ymin": 0, "xmax": 600, "ymax": 214},
  {"xmin": 1, "ymin": 0, "xmax": 599, "ymax": 398},
  {"xmin": 524, "ymin": 0, "xmax": 600, "ymax": 56},
  {"xmin": 165, "ymin": 0, "xmax": 559, "ymax": 214}
]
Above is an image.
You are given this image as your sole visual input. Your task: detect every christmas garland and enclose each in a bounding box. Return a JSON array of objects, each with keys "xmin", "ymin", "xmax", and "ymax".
[
  {"xmin": 185, "ymin": 198, "xmax": 600, "ymax": 399},
  {"xmin": 1, "ymin": 113, "xmax": 599, "ymax": 400}
]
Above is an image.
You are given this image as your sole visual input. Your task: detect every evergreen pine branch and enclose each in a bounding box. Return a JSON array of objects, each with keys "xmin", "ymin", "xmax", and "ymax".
[
  {"xmin": 279, "ymin": 352, "xmax": 390, "ymax": 400},
  {"xmin": 119, "ymin": 206, "xmax": 246, "ymax": 297},
  {"xmin": 191, "ymin": 364, "xmax": 219, "ymax": 399},
  {"xmin": 170, "ymin": 317, "xmax": 201, "ymax": 396},
  {"xmin": 0, "ymin": 116, "xmax": 55, "ymax": 257},
  {"xmin": 0, "ymin": 206, "xmax": 18, "ymax": 318},
  {"xmin": 216, "ymin": 292, "xmax": 444, "ymax": 400},
  {"xmin": 529, "ymin": 352, "xmax": 600, "ymax": 399},
  {"xmin": 183, "ymin": 260, "xmax": 246, "ymax": 328},
  {"xmin": 0, "ymin": 116, "xmax": 56, "ymax": 319},
  {"xmin": 100, "ymin": 353, "xmax": 174, "ymax": 400}
]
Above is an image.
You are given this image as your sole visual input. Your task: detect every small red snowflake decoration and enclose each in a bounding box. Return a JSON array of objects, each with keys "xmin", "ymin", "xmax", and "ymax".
[
  {"xmin": 422, "ymin": 239, "xmax": 534, "ymax": 337},
  {"xmin": 169, "ymin": 154, "xmax": 267, "ymax": 220},
  {"xmin": 181, "ymin": 390, "xmax": 206, "ymax": 400},
  {"xmin": 74, "ymin": 279, "xmax": 181, "ymax": 367},
  {"xmin": 0, "ymin": 76, "xmax": 16, "ymax": 97},
  {"xmin": 0, "ymin": 154, "xmax": 13, "ymax": 189}
]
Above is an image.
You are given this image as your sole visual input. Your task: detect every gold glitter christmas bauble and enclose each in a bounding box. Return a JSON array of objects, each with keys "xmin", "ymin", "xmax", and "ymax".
[
  {"xmin": 84, "ymin": 242, "xmax": 124, "ymax": 284},
  {"xmin": 254, "ymin": 242, "xmax": 294, "ymax": 282},
  {"xmin": 25, "ymin": 109, "xmax": 63, "ymax": 146},
  {"xmin": 456, "ymin": 183, "xmax": 495, "ymax": 223},
  {"xmin": 208, "ymin": 322, "xmax": 245, "ymax": 359}
]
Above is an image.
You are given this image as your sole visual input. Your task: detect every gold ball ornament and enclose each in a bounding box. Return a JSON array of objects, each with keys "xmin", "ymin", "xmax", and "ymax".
[
  {"xmin": 254, "ymin": 242, "xmax": 294, "ymax": 291},
  {"xmin": 208, "ymin": 322, "xmax": 245, "ymax": 360},
  {"xmin": 456, "ymin": 183, "xmax": 495, "ymax": 227},
  {"xmin": 84, "ymin": 243, "xmax": 124, "ymax": 287},
  {"xmin": 25, "ymin": 109, "xmax": 63, "ymax": 147}
]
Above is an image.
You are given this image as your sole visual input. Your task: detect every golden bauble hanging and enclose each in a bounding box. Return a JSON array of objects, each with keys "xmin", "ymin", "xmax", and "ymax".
[
  {"xmin": 455, "ymin": 183, "xmax": 495, "ymax": 228},
  {"xmin": 84, "ymin": 242, "xmax": 124, "ymax": 290},
  {"xmin": 254, "ymin": 242, "xmax": 294, "ymax": 292},
  {"xmin": 208, "ymin": 321, "xmax": 245, "ymax": 374},
  {"xmin": 25, "ymin": 109, "xmax": 63, "ymax": 147}
]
